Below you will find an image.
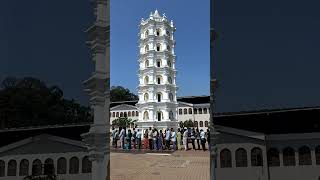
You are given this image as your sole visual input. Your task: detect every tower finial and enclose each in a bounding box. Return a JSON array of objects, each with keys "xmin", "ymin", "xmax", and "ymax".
[{"xmin": 154, "ymin": 9, "xmax": 160, "ymax": 17}]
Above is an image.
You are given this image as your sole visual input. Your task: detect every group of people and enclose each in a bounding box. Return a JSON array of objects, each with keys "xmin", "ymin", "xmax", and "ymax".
[{"xmin": 111, "ymin": 126, "xmax": 210, "ymax": 151}]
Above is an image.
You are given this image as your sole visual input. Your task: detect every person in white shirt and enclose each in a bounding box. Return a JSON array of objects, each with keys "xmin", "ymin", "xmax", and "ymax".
[
  {"xmin": 119, "ymin": 127, "xmax": 125, "ymax": 149},
  {"xmin": 165, "ymin": 128, "xmax": 171, "ymax": 150},
  {"xmin": 171, "ymin": 128, "xmax": 177, "ymax": 150},
  {"xmin": 200, "ymin": 129, "xmax": 206, "ymax": 151},
  {"xmin": 183, "ymin": 128, "xmax": 188, "ymax": 151},
  {"xmin": 136, "ymin": 129, "xmax": 142, "ymax": 149}
]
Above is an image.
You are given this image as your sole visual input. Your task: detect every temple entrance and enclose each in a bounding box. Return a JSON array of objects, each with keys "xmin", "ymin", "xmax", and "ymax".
[{"xmin": 157, "ymin": 112, "xmax": 161, "ymax": 121}]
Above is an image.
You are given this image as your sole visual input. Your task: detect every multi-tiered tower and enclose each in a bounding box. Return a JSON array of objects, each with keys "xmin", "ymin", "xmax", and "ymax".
[{"xmin": 136, "ymin": 10, "xmax": 179, "ymax": 130}]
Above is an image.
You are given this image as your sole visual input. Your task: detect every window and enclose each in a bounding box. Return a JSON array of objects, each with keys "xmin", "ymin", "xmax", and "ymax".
[
  {"xmin": 283, "ymin": 147, "xmax": 295, "ymax": 166},
  {"xmin": 267, "ymin": 148, "xmax": 280, "ymax": 166},
  {"xmin": 132, "ymin": 111, "xmax": 135, "ymax": 117},
  {"xmin": 184, "ymin": 108, "xmax": 187, "ymax": 114},
  {"xmin": 299, "ymin": 146, "xmax": 312, "ymax": 165},
  {"xmin": 156, "ymin": 28, "xmax": 161, "ymax": 36},
  {"xmin": 145, "ymin": 60, "xmax": 149, "ymax": 67},
  {"xmin": 203, "ymin": 108, "xmax": 208, "ymax": 114},
  {"xmin": 168, "ymin": 77, "xmax": 172, "ymax": 84},
  {"xmin": 145, "ymin": 45, "xmax": 149, "ymax": 52},
  {"xmin": 124, "ymin": 112, "xmax": 127, "ymax": 117},
  {"xmin": 156, "ymin": 59, "xmax": 161, "ymax": 67},
  {"xmin": 169, "ymin": 93, "xmax": 174, "ymax": 102},
  {"xmin": 200, "ymin": 121, "xmax": 203, "ymax": 127},
  {"xmin": 166, "ymin": 30, "xmax": 170, "ymax": 36},
  {"xmin": 57, "ymin": 157, "xmax": 67, "ymax": 174},
  {"xmin": 199, "ymin": 108, "xmax": 203, "ymax": 114},
  {"xmin": 7, "ymin": 160, "xmax": 17, "ymax": 176},
  {"xmin": 112, "ymin": 112, "xmax": 115, "ymax": 117},
  {"xmin": 19, "ymin": 159, "xmax": 29, "ymax": 176},
  {"xmin": 44, "ymin": 158, "xmax": 54, "ymax": 175},
  {"xmin": 194, "ymin": 121, "xmax": 198, "ymax": 127},
  {"xmin": 205, "ymin": 121, "xmax": 209, "ymax": 127},
  {"xmin": 220, "ymin": 149, "xmax": 232, "ymax": 168},
  {"xmin": 179, "ymin": 109, "xmax": 182, "ymax": 115},
  {"xmin": 169, "ymin": 111, "xmax": 174, "ymax": 120},
  {"xmin": 236, "ymin": 148, "xmax": 247, "ymax": 167},
  {"xmin": 120, "ymin": 112, "xmax": 123, "ymax": 117},
  {"xmin": 251, "ymin": 147, "xmax": 263, "ymax": 166},
  {"xmin": 144, "ymin": 76, "xmax": 149, "ymax": 84},
  {"xmin": 82, "ymin": 156, "xmax": 92, "ymax": 173},
  {"xmin": 157, "ymin": 111, "xmax": 163, "ymax": 121},
  {"xmin": 167, "ymin": 60, "xmax": 172, "ymax": 67},
  {"xmin": 128, "ymin": 111, "xmax": 131, "ymax": 117},
  {"xmin": 167, "ymin": 45, "xmax": 170, "ymax": 51},
  {"xmin": 69, "ymin": 157, "xmax": 79, "ymax": 174},
  {"xmin": 156, "ymin": 43, "xmax": 161, "ymax": 51},
  {"xmin": 136, "ymin": 111, "xmax": 139, "ymax": 116},
  {"xmin": 32, "ymin": 159, "xmax": 42, "ymax": 176},
  {"xmin": 116, "ymin": 112, "xmax": 119, "ymax": 117},
  {"xmin": 157, "ymin": 76, "xmax": 162, "ymax": 84},
  {"xmin": 143, "ymin": 111, "xmax": 149, "ymax": 120},
  {"xmin": 316, "ymin": 146, "xmax": 320, "ymax": 165},
  {"xmin": 0, "ymin": 160, "xmax": 4, "ymax": 177},
  {"xmin": 157, "ymin": 93, "xmax": 162, "ymax": 102},
  {"xmin": 194, "ymin": 108, "xmax": 198, "ymax": 114},
  {"xmin": 145, "ymin": 30, "xmax": 149, "ymax": 37},
  {"xmin": 189, "ymin": 108, "xmax": 192, "ymax": 114}
]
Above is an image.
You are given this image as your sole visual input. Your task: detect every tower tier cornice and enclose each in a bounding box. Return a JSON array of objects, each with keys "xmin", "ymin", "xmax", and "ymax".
[{"xmin": 139, "ymin": 50, "xmax": 176, "ymax": 59}]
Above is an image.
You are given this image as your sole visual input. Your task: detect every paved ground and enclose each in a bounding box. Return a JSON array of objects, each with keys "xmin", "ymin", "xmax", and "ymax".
[{"xmin": 110, "ymin": 150, "xmax": 210, "ymax": 180}]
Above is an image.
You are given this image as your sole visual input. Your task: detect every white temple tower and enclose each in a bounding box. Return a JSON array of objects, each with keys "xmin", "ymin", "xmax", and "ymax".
[{"xmin": 136, "ymin": 10, "xmax": 179, "ymax": 130}]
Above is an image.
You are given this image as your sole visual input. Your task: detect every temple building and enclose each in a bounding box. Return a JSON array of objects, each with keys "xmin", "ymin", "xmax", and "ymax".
[{"xmin": 135, "ymin": 10, "xmax": 179, "ymax": 130}]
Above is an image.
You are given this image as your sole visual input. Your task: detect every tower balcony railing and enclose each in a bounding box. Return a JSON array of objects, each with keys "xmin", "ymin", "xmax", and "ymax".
[
  {"xmin": 139, "ymin": 34, "xmax": 175, "ymax": 44},
  {"xmin": 139, "ymin": 50, "xmax": 175, "ymax": 59},
  {"xmin": 137, "ymin": 66, "xmax": 177, "ymax": 74}
]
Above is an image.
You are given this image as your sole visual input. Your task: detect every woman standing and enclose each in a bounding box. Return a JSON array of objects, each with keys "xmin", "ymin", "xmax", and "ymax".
[
  {"xmin": 159, "ymin": 130, "xmax": 164, "ymax": 150},
  {"xmin": 176, "ymin": 128, "xmax": 182, "ymax": 150},
  {"xmin": 144, "ymin": 129, "xmax": 149, "ymax": 149}
]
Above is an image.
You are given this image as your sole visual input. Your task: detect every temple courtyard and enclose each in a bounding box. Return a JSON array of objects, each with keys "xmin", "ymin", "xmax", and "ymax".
[{"xmin": 110, "ymin": 150, "xmax": 210, "ymax": 180}]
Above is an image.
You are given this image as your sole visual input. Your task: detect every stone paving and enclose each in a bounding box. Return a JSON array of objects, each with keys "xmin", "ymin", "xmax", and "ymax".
[{"xmin": 110, "ymin": 150, "xmax": 210, "ymax": 180}]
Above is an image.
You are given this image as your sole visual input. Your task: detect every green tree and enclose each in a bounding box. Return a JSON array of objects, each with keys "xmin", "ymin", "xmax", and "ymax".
[
  {"xmin": 112, "ymin": 117, "xmax": 137, "ymax": 128},
  {"xmin": 110, "ymin": 86, "xmax": 138, "ymax": 102},
  {"xmin": 183, "ymin": 119, "xmax": 194, "ymax": 128},
  {"xmin": 0, "ymin": 77, "xmax": 92, "ymax": 129}
]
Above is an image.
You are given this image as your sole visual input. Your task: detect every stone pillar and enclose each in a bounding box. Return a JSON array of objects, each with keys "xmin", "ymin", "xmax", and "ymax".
[{"xmin": 81, "ymin": 0, "xmax": 110, "ymax": 180}]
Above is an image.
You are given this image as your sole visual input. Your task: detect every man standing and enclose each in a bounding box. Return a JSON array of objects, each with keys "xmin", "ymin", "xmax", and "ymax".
[
  {"xmin": 148, "ymin": 127, "xmax": 153, "ymax": 150},
  {"xmin": 114, "ymin": 130, "xmax": 119, "ymax": 148},
  {"xmin": 171, "ymin": 128, "xmax": 177, "ymax": 150},
  {"xmin": 165, "ymin": 128, "xmax": 171, "ymax": 150},
  {"xmin": 183, "ymin": 128, "xmax": 188, "ymax": 151},
  {"xmin": 206, "ymin": 129, "xmax": 210, "ymax": 151},
  {"xmin": 132, "ymin": 128, "xmax": 137, "ymax": 149},
  {"xmin": 136, "ymin": 129, "xmax": 142, "ymax": 150},
  {"xmin": 111, "ymin": 127, "xmax": 116, "ymax": 148},
  {"xmin": 195, "ymin": 128, "xmax": 201, "ymax": 150},
  {"xmin": 153, "ymin": 128, "xmax": 158, "ymax": 150},
  {"xmin": 200, "ymin": 129, "xmax": 206, "ymax": 151},
  {"xmin": 119, "ymin": 127, "xmax": 125, "ymax": 149}
]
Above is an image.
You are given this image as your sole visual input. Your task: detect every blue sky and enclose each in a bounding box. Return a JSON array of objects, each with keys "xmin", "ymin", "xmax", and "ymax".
[{"xmin": 110, "ymin": 0, "xmax": 210, "ymax": 97}]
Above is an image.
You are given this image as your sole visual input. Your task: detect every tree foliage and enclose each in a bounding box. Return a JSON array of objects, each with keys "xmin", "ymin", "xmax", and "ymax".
[
  {"xmin": 179, "ymin": 119, "xmax": 194, "ymax": 128},
  {"xmin": 112, "ymin": 117, "xmax": 137, "ymax": 128},
  {"xmin": 0, "ymin": 77, "xmax": 92, "ymax": 129},
  {"xmin": 110, "ymin": 86, "xmax": 138, "ymax": 102}
]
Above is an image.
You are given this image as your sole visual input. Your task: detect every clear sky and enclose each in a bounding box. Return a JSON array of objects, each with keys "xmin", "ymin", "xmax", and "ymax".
[
  {"xmin": 110, "ymin": 0, "xmax": 210, "ymax": 97},
  {"xmin": 214, "ymin": 0, "xmax": 320, "ymax": 112}
]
